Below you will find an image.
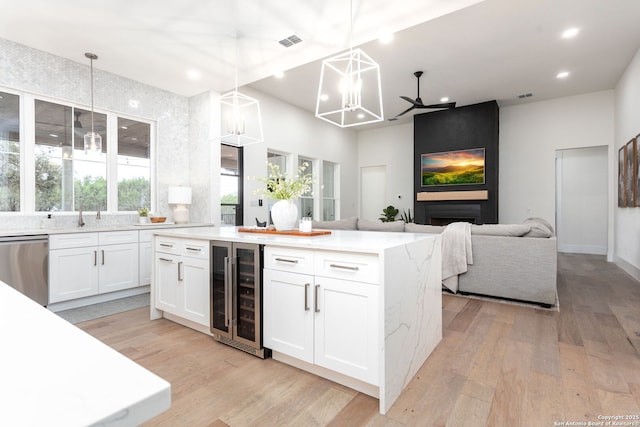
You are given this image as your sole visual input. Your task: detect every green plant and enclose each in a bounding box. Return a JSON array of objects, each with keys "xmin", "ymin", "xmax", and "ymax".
[
  {"xmin": 254, "ymin": 162, "xmax": 313, "ymax": 200},
  {"xmin": 137, "ymin": 206, "xmax": 149, "ymax": 217},
  {"xmin": 401, "ymin": 208, "xmax": 414, "ymax": 223},
  {"xmin": 379, "ymin": 205, "xmax": 399, "ymax": 222}
]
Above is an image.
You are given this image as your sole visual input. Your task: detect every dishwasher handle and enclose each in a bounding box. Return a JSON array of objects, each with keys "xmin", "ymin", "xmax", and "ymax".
[{"xmin": 0, "ymin": 235, "xmax": 48, "ymax": 244}]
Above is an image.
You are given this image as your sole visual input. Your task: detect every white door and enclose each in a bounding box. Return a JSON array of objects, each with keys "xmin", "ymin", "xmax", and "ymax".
[
  {"xmin": 360, "ymin": 165, "xmax": 386, "ymax": 221},
  {"xmin": 155, "ymin": 254, "xmax": 179, "ymax": 313},
  {"xmin": 263, "ymin": 269, "xmax": 314, "ymax": 363},
  {"xmin": 49, "ymin": 247, "xmax": 100, "ymax": 303},
  {"xmin": 314, "ymin": 277, "xmax": 379, "ymax": 385},
  {"xmin": 180, "ymin": 257, "xmax": 210, "ymax": 327},
  {"xmin": 556, "ymin": 146, "xmax": 608, "ymax": 255},
  {"xmin": 99, "ymin": 243, "xmax": 140, "ymax": 293}
]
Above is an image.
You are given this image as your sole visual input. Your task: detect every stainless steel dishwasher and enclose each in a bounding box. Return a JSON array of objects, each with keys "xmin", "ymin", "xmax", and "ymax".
[{"xmin": 0, "ymin": 235, "xmax": 49, "ymax": 305}]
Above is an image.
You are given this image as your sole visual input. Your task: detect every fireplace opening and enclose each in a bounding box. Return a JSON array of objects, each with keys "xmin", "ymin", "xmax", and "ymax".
[{"xmin": 424, "ymin": 203, "xmax": 482, "ymax": 226}]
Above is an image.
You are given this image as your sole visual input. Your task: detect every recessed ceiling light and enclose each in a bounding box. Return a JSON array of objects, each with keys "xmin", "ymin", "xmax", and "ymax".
[
  {"xmin": 562, "ymin": 27, "xmax": 579, "ymax": 39},
  {"xmin": 187, "ymin": 69, "xmax": 201, "ymax": 80},
  {"xmin": 120, "ymin": 126, "xmax": 128, "ymax": 130},
  {"xmin": 274, "ymin": 71, "xmax": 284, "ymax": 79},
  {"xmin": 357, "ymin": 113, "xmax": 365, "ymax": 119},
  {"xmin": 557, "ymin": 71, "xmax": 570, "ymax": 79},
  {"xmin": 128, "ymin": 99, "xmax": 140, "ymax": 109},
  {"xmin": 440, "ymin": 97, "xmax": 449, "ymax": 103},
  {"xmin": 131, "ymin": 137, "xmax": 138, "ymax": 141},
  {"xmin": 320, "ymin": 94, "xmax": 329, "ymax": 101},
  {"xmin": 379, "ymin": 32, "xmax": 394, "ymax": 44},
  {"xmin": 49, "ymin": 133, "xmax": 59, "ymax": 138}
]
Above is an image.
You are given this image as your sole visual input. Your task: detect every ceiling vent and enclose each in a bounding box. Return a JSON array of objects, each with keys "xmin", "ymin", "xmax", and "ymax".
[
  {"xmin": 278, "ymin": 34, "xmax": 303, "ymax": 48},
  {"xmin": 518, "ymin": 93, "xmax": 533, "ymax": 99}
]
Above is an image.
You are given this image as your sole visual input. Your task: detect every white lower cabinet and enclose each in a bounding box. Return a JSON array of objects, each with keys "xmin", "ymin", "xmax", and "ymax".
[
  {"xmin": 264, "ymin": 247, "xmax": 379, "ymax": 385},
  {"xmin": 49, "ymin": 231, "xmax": 139, "ymax": 304},
  {"xmin": 154, "ymin": 237, "xmax": 210, "ymax": 327}
]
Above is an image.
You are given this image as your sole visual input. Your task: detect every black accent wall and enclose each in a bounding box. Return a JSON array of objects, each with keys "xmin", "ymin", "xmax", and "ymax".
[{"xmin": 414, "ymin": 100, "xmax": 499, "ymax": 224}]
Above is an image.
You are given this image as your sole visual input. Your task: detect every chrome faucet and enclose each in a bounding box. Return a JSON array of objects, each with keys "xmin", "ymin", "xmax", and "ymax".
[{"xmin": 78, "ymin": 209, "xmax": 85, "ymax": 227}]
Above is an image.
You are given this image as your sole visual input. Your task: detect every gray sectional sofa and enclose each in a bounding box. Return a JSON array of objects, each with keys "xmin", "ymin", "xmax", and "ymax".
[{"xmin": 312, "ymin": 217, "xmax": 558, "ymax": 308}]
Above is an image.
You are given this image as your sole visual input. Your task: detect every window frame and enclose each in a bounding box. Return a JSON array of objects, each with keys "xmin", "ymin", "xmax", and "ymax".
[{"xmin": 0, "ymin": 86, "xmax": 156, "ymax": 215}]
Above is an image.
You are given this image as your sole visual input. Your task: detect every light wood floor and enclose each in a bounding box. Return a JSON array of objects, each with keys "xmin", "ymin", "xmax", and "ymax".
[{"xmin": 78, "ymin": 253, "xmax": 640, "ymax": 426}]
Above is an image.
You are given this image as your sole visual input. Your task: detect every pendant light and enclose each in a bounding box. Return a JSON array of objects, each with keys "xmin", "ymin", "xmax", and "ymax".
[
  {"xmin": 214, "ymin": 34, "xmax": 263, "ymax": 147},
  {"xmin": 84, "ymin": 52, "xmax": 102, "ymax": 154},
  {"xmin": 315, "ymin": 0, "xmax": 383, "ymax": 127}
]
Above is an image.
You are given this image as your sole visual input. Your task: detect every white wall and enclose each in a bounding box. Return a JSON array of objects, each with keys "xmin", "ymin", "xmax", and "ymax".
[
  {"xmin": 499, "ymin": 91, "xmax": 615, "ymax": 239},
  {"xmin": 239, "ymin": 87, "xmax": 359, "ymax": 226},
  {"xmin": 614, "ymin": 47, "xmax": 640, "ymax": 279},
  {"xmin": 358, "ymin": 123, "xmax": 414, "ymax": 220},
  {"xmin": 556, "ymin": 146, "xmax": 608, "ymax": 255}
]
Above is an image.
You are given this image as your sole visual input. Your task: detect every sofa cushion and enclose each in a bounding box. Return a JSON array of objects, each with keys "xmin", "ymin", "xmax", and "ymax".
[
  {"xmin": 471, "ymin": 223, "xmax": 531, "ymax": 237},
  {"xmin": 357, "ymin": 219, "xmax": 405, "ymax": 232},
  {"xmin": 311, "ymin": 217, "xmax": 358, "ymax": 230},
  {"xmin": 404, "ymin": 223, "xmax": 445, "ymax": 234},
  {"xmin": 522, "ymin": 218, "xmax": 554, "ymax": 238}
]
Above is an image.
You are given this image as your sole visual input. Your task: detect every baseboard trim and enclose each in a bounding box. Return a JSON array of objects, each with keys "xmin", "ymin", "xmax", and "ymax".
[
  {"xmin": 48, "ymin": 286, "xmax": 150, "ymax": 312},
  {"xmin": 613, "ymin": 255, "xmax": 640, "ymax": 282},
  {"xmin": 558, "ymin": 244, "xmax": 607, "ymax": 255}
]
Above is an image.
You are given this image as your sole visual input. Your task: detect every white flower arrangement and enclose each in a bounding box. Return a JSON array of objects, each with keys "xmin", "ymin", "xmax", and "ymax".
[{"xmin": 254, "ymin": 162, "xmax": 313, "ymax": 200}]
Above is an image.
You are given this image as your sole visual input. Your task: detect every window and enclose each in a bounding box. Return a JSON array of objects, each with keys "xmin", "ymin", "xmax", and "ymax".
[
  {"xmin": 0, "ymin": 91, "xmax": 20, "ymax": 211},
  {"xmin": 221, "ymin": 144, "xmax": 243, "ymax": 226},
  {"xmin": 34, "ymin": 100, "xmax": 108, "ymax": 212},
  {"xmin": 299, "ymin": 156, "xmax": 313, "ymax": 218},
  {"xmin": 322, "ymin": 161, "xmax": 337, "ymax": 220},
  {"xmin": 117, "ymin": 117, "xmax": 151, "ymax": 211}
]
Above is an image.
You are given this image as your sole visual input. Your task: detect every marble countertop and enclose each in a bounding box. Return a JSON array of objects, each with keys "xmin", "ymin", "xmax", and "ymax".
[
  {"xmin": 0, "ymin": 223, "xmax": 212, "ymax": 238},
  {"xmin": 153, "ymin": 226, "xmax": 436, "ymax": 254},
  {"xmin": 0, "ymin": 281, "xmax": 171, "ymax": 426}
]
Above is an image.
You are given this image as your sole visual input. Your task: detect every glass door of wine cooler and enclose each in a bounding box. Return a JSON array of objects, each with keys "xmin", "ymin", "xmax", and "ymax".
[
  {"xmin": 232, "ymin": 243, "xmax": 262, "ymax": 347},
  {"xmin": 211, "ymin": 241, "xmax": 232, "ymax": 339}
]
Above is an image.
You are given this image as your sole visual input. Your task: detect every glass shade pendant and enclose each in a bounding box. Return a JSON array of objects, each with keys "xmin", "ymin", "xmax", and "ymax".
[
  {"xmin": 84, "ymin": 52, "xmax": 102, "ymax": 155},
  {"xmin": 315, "ymin": 0, "xmax": 383, "ymax": 127}
]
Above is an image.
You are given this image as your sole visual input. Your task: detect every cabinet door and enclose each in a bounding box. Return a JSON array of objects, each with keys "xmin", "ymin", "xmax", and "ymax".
[
  {"xmin": 180, "ymin": 256, "xmax": 210, "ymax": 327},
  {"xmin": 49, "ymin": 247, "xmax": 99, "ymax": 303},
  {"xmin": 139, "ymin": 241, "xmax": 153, "ymax": 286},
  {"xmin": 263, "ymin": 269, "xmax": 314, "ymax": 363},
  {"xmin": 314, "ymin": 277, "xmax": 379, "ymax": 385},
  {"xmin": 155, "ymin": 254, "xmax": 179, "ymax": 313},
  {"xmin": 99, "ymin": 243, "xmax": 140, "ymax": 293}
]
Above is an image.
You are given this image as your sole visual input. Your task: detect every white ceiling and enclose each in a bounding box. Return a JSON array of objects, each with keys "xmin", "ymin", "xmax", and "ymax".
[{"xmin": 2, "ymin": 0, "xmax": 640, "ymax": 130}]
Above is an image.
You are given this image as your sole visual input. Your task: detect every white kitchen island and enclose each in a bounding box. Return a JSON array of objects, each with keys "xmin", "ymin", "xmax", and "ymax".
[
  {"xmin": 151, "ymin": 226, "xmax": 442, "ymax": 414},
  {"xmin": 0, "ymin": 281, "xmax": 170, "ymax": 427}
]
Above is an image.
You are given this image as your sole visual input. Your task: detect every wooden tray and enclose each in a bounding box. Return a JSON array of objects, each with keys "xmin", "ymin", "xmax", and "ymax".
[{"xmin": 238, "ymin": 227, "xmax": 331, "ymax": 237}]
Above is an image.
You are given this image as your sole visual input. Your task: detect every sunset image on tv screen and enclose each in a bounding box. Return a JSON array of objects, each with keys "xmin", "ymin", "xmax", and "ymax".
[{"xmin": 421, "ymin": 148, "xmax": 485, "ymax": 186}]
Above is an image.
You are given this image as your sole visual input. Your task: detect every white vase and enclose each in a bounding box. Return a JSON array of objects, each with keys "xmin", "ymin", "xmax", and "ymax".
[{"xmin": 271, "ymin": 199, "xmax": 298, "ymax": 231}]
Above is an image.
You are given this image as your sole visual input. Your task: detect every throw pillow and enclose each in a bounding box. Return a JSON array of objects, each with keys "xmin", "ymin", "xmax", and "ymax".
[
  {"xmin": 311, "ymin": 217, "xmax": 358, "ymax": 230},
  {"xmin": 525, "ymin": 217, "xmax": 555, "ymax": 234},
  {"xmin": 471, "ymin": 224, "xmax": 531, "ymax": 237},
  {"xmin": 357, "ymin": 219, "xmax": 405, "ymax": 232},
  {"xmin": 404, "ymin": 223, "xmax": 445, "ymax": 234},
  {"xmin": 522, "ymin": 218, "xmax": 553, "ymax": 238}
]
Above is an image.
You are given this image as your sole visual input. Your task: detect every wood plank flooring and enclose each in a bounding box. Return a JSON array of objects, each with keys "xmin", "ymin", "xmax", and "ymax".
[{"xmin": 77, "ymin": 253, "xmax": 640, "ymax": 426}]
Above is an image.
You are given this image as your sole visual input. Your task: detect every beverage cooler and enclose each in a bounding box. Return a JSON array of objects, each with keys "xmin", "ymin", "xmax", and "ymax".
[{"xmin": 210, "ymin": 241, "xmax": 269, "ymax": 358}]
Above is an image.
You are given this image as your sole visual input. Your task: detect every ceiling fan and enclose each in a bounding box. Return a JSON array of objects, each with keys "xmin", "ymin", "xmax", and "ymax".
[{"xmin": 388, "ymin": 71, "xmax": 456, "ymax": 121}]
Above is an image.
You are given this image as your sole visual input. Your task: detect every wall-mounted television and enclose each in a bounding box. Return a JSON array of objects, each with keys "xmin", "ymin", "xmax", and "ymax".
[{"xmin": 421, "ymin": 148, "xmax": 485, "ymax": 187}]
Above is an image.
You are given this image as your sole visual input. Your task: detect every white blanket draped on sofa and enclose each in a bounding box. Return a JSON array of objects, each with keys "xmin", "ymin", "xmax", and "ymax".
[{"xmin": 441, "ymin": 222, "xmax": 473, "ymax": 293}]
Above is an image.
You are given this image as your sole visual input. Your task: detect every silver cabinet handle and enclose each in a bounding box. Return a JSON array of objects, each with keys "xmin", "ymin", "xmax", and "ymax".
[
  {"xmin": 314, "ymin": 284, "xmax": 320, "ymax": 313},
  {"xmin": 159, "ymin": 243, "xmax": 173, "ymax": 248},
  {"xmin": 329, "ymin": 263, "xmax": 359, "ymax": 271},
  {"xmin": 159, "ymin": 257, "xmax": 173, "ymax": 262},
  {"xmin": 178, "ymin": 261, "xmax": 183, "ymax": 281},
  {"xmin": 304, "ymin": 283, "xmax": 310, "ymax": 311},
  {"xmin": 275, "ymin": 257, "xmax": 298, "ymax": 264},
  {"xmin": 93, "ymin": 250, "xmax": 97, "ymax": 266},
  {"xmin": 185, "ymin": 247, "xmax": 201, "ymax": 252},
  {"xmin": 101, "ymin": 249, "xmax": 105, "ymax": 265}
]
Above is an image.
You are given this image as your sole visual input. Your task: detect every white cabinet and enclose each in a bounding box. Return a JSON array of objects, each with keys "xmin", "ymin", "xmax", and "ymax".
[
  {"xmin": 49, "ymin": 231, "xmax": 139, "ymax": 304},
  {"xmin": 139, "ymin": 230, "xmax": 155, "ymax": 286},
  {"xmin": 154, "ymin": 236, "xmax": 210, "ymax": 327},
  {"xmin": 264, "ymin": 247, "xmax": 379, "ymax": 385}
]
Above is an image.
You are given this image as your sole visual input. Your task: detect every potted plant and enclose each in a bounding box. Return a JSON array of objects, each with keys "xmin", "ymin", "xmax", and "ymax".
[
  {"xmin": 254, "ymin": 162, "xmax": 313, "ymax": 230},
  {"xmin": 137, "ymin": 207, "xmax": 149, "ymax": 224},
  {"xmin": 379, "ymin": 205, "xmax": 399, "ymax": 222}
]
